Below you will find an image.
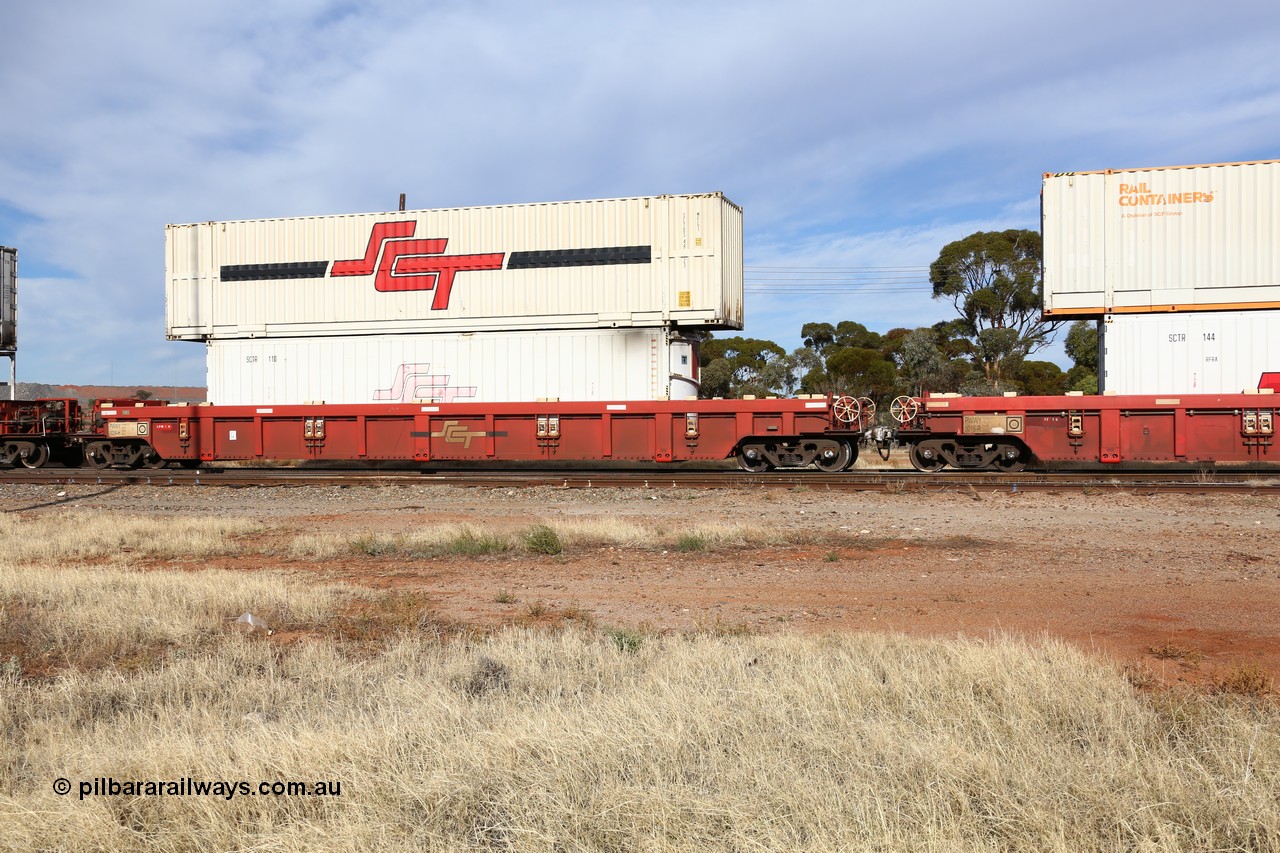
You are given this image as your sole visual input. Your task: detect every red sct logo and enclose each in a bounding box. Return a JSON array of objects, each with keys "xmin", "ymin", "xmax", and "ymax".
[
  {"xmin": 218, "ymin": 221, "xmax": 650, "ymax": 311},
  {"xmin": 330, "ymin": 221, "xmax": 505, "ymax": 309}
]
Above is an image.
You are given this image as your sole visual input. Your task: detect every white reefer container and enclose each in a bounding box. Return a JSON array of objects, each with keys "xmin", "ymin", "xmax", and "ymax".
[
  {"xmin": 205, "ymin": 328, "xmax": 700, "ymax": 405},
  {"xmin": 1043, "ymin": 160, "xmax": 1280, "ymax": 318},
  {"xmin": 167, "ymin": 194, "xmax": 743, "ymax": 340},
  {"xmin": 1100, "ymin": 309, "xmax": 1280, "ymax": 394},
  {"xmin": 0, "ymin": 246, "xmax": 15, "ymax": 351}
]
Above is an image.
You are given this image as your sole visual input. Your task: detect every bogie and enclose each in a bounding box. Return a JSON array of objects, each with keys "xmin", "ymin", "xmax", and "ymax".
[{"xmin": 736, "ymin": 437, "xmax": 858, "ymax": 472}]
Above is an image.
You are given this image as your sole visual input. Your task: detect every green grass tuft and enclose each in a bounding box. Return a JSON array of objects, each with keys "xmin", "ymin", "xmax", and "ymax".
[
  {"xmin": 674, "ymin": 533, "xmax": 707, "ymax": 552},
  {"xmin": 524, "ymin": 524, "xmax": 563, "ymax": 555}
]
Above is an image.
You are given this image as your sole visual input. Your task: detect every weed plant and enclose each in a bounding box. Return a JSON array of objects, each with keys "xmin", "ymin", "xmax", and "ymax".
[{"xmin": 523, "ymin": 524, "xmax": 562, "ymax": 555}]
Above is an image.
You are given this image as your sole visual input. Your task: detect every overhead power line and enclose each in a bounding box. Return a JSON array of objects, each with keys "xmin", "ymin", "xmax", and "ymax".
[
  {"xmin": 747, "ymin": 265, "xmax": 928, "ymax": 271},
  {"xmin": 744, "ymin": 264, "xmax": 933, "ymax": 295}
]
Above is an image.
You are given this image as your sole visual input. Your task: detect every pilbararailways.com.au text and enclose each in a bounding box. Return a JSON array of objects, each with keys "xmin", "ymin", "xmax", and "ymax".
[{"xmin": 54, "ymin": 777, "xmax": 342, "ymax": 801}]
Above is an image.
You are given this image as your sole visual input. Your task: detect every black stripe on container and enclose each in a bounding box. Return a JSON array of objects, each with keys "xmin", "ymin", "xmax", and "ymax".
[
  {"xmin": 506, "ymin": 245, "xmax": 651, "ymax": 270},
  {"xmin": 220, "ymin": 261, "xmax": 330, "ymax": 281}
]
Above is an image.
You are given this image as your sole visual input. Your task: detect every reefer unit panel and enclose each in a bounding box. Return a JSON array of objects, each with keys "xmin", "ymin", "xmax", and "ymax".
[
  {"xmin": 167, "ymin": 194, "xmax": 743, "ymax": 340},
  {"xmin": 206, "ymin": 328, "xmax": 700, "ymax": 405},
  {"xmin": 0, "ymin": 247, "xmax": 14, "ymax": 351},
  {"xmin": 1100, "ymin": 310, "xmax": 1280, "ymax": 394},
  {"xmin": 1043, "ymin": 160, "xmax": 1280, "ymax": 317}
]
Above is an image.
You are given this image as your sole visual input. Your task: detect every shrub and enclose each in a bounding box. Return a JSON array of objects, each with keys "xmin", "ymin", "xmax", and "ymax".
[
  {"xmin": 445, "ymin": 530, "xmax": 510, "ymax": 557},
  {"xmin": 524, "ymin": 524, "xmax": 563, "ymax": 555},
  {"xmin": 608, "ymin": 629, "xmax": 644, "ymax": 654},
  {"xmin": 674, "ymin": 533, "xmax": 707, "ymax": 552}
]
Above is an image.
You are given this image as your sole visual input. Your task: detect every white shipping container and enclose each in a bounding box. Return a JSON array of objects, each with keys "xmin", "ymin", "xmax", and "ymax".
[
  {"xmin": 1100, "ymin": 310, "xmax": 1280, "ymax": 394},
  {"xmin": 1043, "ymin": 160, "xmax": 1280, "ymax": 317},
  {"xmin": 168, "ymin": 194, "xmax": 743, "ymax": 340},
  {"xmin": 0, "ymin": 246, "xmax": 14, "ymax": 351},
  {"xmin": 205, "ymin": 328, "xmax": 700, "ymax": 405}
]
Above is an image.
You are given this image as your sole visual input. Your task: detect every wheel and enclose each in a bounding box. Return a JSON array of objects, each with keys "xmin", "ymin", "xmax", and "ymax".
[
  {"xmin": 831, "ymin": 396, "xmax": 861, "ymax": 426},
  {"xmin": 890, "ymin": 396, "xmax": 921, "ymax": 424},
  {"xmin": 736, "ymin": 443, "xmax": 771, "ymax": 473},
  {"xmin": 140, "ymin": 447, "xmax": 167, "ymax": 469},
  {"xmin": 908, "ymin": 442, "xmax": 946, "ymax": 473},
  {"xmin": 845, "ymin": 439, "xmax": 861, "ymax": 469},
  {"xmin": 82, "ymin": 442, "xmax": 112, "ymax": 469},
  {"xmin": 19, "ymin": 443, "xmax": 50, "ymax": 469},
  {"xmin": 991, "ymin": 443, "xmax": 1027, "ymax": 473},
  {"xmin": 813, "ymin": 440, "xmax": 853, "ymax": 473},
  {"xmin": 857, "ymin": 397, "xmax": 877, "ymax": 422}
]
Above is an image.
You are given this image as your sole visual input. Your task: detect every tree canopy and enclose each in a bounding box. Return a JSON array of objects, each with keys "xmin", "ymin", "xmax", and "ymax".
[
  {"xmin": 1064, "ymin": 320, "xmax": 1100, "ymax": 393},
  {"xmin": 691, "ymin": 227, "xmax": 1077, "ymax": 407},
  {"xmin": 928, "ymin": 229, "xmax": 1054, "ymax": 383},
  {"xmin": 698, "ymin": 336, "xmax": 787, "ymax": 398}
]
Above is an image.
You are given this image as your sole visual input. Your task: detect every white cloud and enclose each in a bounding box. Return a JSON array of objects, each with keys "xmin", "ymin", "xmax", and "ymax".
[{"xmin": 0, "ymin": 0, "xmax": 1276, "ymax": 382}]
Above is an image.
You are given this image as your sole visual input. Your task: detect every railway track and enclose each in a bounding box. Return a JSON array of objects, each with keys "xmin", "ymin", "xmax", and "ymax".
[{"xmin": 0, "ymin": 466, "xmax": 1276, "ymax": 493}]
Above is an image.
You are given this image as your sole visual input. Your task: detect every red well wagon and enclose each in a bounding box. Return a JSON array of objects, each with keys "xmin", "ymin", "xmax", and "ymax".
[
  {"xmin": 91, "ymin": 396, "xmax": 867, "ymax": 471},
  {"xmin": 892, "ymin": 391, "xmax": 1277, "ymax": 471}
]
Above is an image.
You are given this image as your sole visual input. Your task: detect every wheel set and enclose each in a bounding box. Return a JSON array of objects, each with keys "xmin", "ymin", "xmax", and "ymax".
[
  {"xmin": 1, "ymin": 441, "xmax": 52, "ymax": 469},
  {"xmin": 74, "ymin": 441, "xmax": 169, "ymax": 470},
  {"xmin": 735, "ymin": 437, "xmax": 858, "ymax": 473},
  {"xmin": 906, "ymin": 438, "xmax": 1028, "ymax": 473}
]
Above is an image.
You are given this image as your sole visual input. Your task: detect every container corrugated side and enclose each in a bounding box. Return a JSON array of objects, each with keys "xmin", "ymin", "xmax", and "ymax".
[
  {"xmin": 0, "ymin": 247, "xmax": 15, "ymax": 352},
  {"xmin": 167, "ymin": 194, "xmax": 743, "ymax": 341},
  {"xmin": 1099, "ymin": 309, "xmax": 1280, "ymax": 394},
  {"xmin": 205, "ymin": 328, "xmax": 697, "ymax": 405},
  {"xmin": 1043, "ymin": 160, "xmax": 1280, "ymax": 317}
]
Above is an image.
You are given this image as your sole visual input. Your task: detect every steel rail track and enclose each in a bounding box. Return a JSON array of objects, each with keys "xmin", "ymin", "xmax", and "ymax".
[{"xmin": 0, "ymin": 466, "xmax": 1276, "ymax": 493}]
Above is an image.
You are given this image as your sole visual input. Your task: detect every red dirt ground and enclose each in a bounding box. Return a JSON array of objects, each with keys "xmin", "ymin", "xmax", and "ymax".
[{"xmin": 5, "ymin": 482, "xmax": 1278, "ymax": 690}]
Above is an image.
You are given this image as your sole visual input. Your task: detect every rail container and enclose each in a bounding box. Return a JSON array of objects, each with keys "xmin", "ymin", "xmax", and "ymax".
[
  {"xmin": 1, "ymin": 246, "xmax": 15, "ymax": 351},
  {"xmin": 1043, "ymin": 160, "xmax": 1280, "ymax": 318},
  {"xmin": 1, "ymin": 246, "xmax": 14, "ymax": 400},
  {"xmin": 166, "ymin": 193, "xmax": 743, "ymax": 341},
  {"xmin": 1099, "ymin": 309, "xmax": 1280, "ymax": 395},
  {"xmin": 205, "ymin": 328, "xmax": 699, "ymax": 405}
]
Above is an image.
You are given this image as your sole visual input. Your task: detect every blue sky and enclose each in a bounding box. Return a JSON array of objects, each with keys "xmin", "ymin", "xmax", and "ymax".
[{"xmin": 1, "ymin": 0, "xmax": 1277, "ymax": 385}]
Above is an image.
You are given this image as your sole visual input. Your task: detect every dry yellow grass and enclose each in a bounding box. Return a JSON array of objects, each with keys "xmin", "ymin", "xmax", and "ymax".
[
  {"xmin": 0, "ymin": 560, "xmax": 350, "ymax": 674},
  {"xmin": 0, "ymin": 512, "xmax": 261, "ymax": 562},
  {"xmin": 552, "ymin": 516, "xmax": 788, "ymax": 549},
  {"xmin": 285, "ymin": 517, "xmax": 791, "ymax": 560},
  {"xmin": 0, "ymin": 567, "xmax": 1276, "ymax": 850},
  {"xmin": 0, "ymin": 516, "xmax": 1276, "ymax": 851}
]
